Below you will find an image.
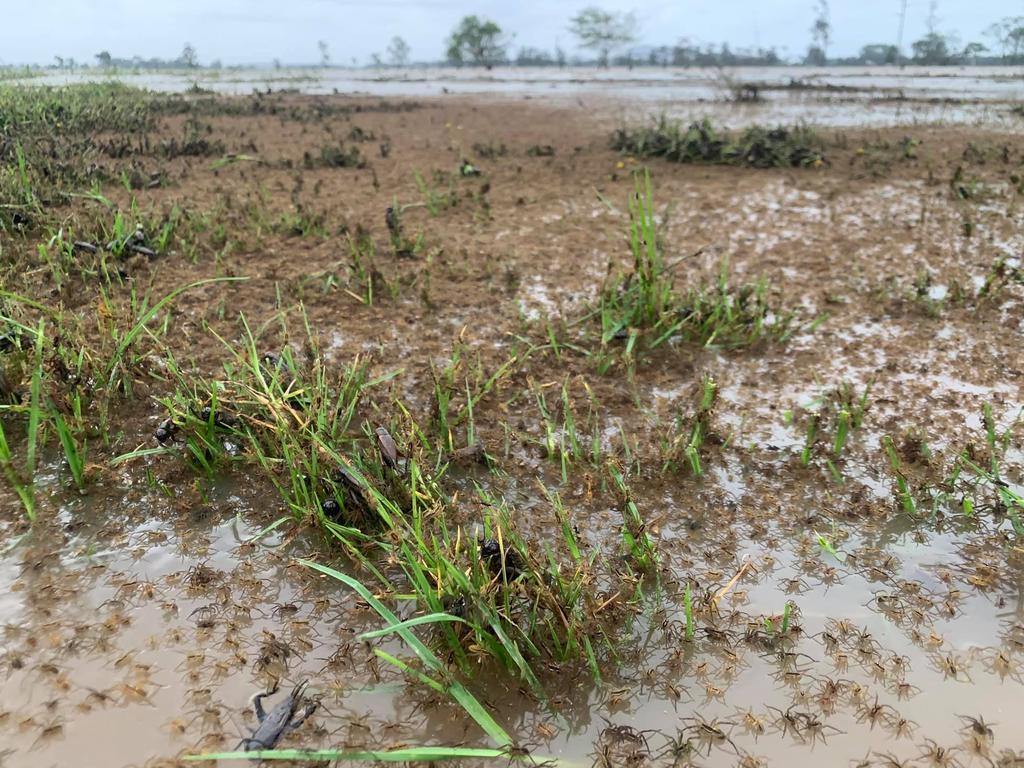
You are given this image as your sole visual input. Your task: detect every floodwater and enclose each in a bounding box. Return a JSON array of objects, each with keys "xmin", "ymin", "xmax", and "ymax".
[{"xmin": 13, "ymin": 64, "xmax": 1024, "ymax": 127}]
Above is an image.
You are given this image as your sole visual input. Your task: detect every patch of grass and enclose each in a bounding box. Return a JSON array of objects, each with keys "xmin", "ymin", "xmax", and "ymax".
[
  {"xmin": 301, "ymin": 559, "xmax": 513, "ymax": 746},
  {"xmin": 608, "ymin": 464, "xmax": 658, "ymax": 576},
  {"xmin": 412, "ymin": 169, "xmax": 457, "ymax": 216},
  {"xmin": 532, "ymin": 377, "xmax": 603, "ymax": 481},
  {"xmin": 661, "ymin": 374, "xmax": 718, "ymax": 475},
  {"xmin": 305, "ymin": 142, "xmax": 364, "ymax": 169},
  {"xmin": 796, "ymin": 380, "xmax": 871, "ymax": 471},
  {"xmin": 611, "ymin": 117, "xmax": 826, "ymax": 169},
  {"xmin": 593, "ymin": 169, "xmax": 807, "ymax": 370}
]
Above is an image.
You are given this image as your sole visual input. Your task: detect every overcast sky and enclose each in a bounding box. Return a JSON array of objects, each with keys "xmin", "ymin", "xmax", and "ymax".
[{"xmin": 2, "ymin": 0, "xmax": 1018, "ymax": 65}]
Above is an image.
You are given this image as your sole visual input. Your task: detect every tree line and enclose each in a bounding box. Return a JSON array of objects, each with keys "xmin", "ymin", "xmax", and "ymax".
[{"xmin": 34, "ymin": 6, "xmax": 1024, "ymax": 71}]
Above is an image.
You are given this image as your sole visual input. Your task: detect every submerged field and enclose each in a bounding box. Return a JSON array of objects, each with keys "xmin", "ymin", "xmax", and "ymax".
[{"xmin": 0, "ymin": 82, "xmax": 1022, "ymax": 767}]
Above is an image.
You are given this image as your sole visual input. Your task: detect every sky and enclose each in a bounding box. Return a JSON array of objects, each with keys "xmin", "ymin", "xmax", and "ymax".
[{"xmin": 0, "ymin": 0, "xmax": 1018, "ymax": 66}]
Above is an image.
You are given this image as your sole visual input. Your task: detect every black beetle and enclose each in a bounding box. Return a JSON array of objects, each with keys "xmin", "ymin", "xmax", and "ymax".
[
  {"xmin": 154, "ymin": 418, "xmax": 177, "ymax": 445},
  {"xmin": 479, "ymin": 537, "xmax": 524, "ymax": 581}
]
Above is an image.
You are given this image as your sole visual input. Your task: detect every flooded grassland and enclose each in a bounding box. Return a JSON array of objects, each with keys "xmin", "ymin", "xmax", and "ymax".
[{"xmin": 0, "ymin": 81, "xmax": 1022, "ymax": 768}]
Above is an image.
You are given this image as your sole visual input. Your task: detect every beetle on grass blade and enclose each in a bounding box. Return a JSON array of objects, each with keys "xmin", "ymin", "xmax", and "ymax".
[{"xmin": 375, "ymin": 426, "xmax": 401, "ymax": 472}]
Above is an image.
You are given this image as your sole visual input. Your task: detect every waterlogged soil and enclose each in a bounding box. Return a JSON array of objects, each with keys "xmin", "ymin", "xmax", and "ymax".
[{"xmin": 1, "ymin": 92, "xmax": 1024, "ymax": 767}]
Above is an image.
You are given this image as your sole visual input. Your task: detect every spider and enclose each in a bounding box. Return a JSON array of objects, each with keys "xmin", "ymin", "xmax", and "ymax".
[
  {"xmin": 680, "ymin": 716, "xmax": 739, "ymax": 756},
  {"xmin": 917, "ymin": 739, "xmax": 963, "ymax": 768},
  {"xmin": 957, "ymin": 714, "xmax": 995, "ymax": 741}
]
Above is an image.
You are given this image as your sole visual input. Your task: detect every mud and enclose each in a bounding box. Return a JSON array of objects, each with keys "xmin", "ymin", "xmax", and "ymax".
[{"xmin": 1, "ymin": 84, "xmax": 1023, "ymax": 767}]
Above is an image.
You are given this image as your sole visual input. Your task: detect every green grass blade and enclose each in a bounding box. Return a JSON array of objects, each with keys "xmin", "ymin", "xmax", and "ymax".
[
  {"xmin": 359, "ymin": 612, "xmax": 469, "ymax": 640},
  {"xmin": 299, "ymin": 559, "xmax": 512, "ymax": 746}
]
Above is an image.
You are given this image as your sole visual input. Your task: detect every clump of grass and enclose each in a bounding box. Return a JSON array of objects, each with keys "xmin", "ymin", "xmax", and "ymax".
[
  {"xmin": 661, "ymin": 374, "xmax": 718, "ymax": 475},
  {"xmin": 882, "ymin": 435, "xmax": 917, "ymax": 515},
  {"xmin": 977, "ymin": 256, "xmax": 1023, "ymax": 300},
  {"xmin": 273, "ymin": 206, "xmax": 327, "ymax": 238},
  {"xmin": 158, "ymin": 113, "xmax": 225, "ymax": 158},
  {"xmin": 412, "ymin": 169, "xmax": 457, "ymax": 216},
  {"xmin": 608, "ymin": 464, "xmax": 658, "ymax": 576},
  {"xmin": 344, "ymin": 230, "xmax": 391, "ymax": 305},
  {"xmin": 532, "ymin": 377, "xmax": 603, "ymax": 482},
  {"xmin": 796, "ymin": 380, "xmax": 871, "ymax": 476},
  {"xmin": 594, "ymin": 169, "xmax": 806, "ymax": 369},
  {"xmin": 305, "ymin": 142, "xmax": 364, "ymax": 169},
  {"xmin": 611, "ymin": 117, "xmax": 826, "ymax": 169},
  {"xmin": 119, "ymin": 313, "xmax": 642, "ymax": 692},
  {"xmin": 428, "ymin": 336, "xmax": 527, "ymax": 454}
]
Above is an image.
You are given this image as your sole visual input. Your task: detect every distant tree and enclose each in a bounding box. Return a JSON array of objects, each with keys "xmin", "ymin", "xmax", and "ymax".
[
  {"xmin": 95, "ymin": 50, "xmax": 112, "ymax": 68},
  {"xmin": 179, "ymin": 43, "xmax": 198, "ymax": 68},
  {"xmin": 985, "ymin": 17, "xmax": 1024, "ymax": 63},
  {"xmin": 555, "ymin": 43, "xmax": 567, "ymax": 68},
  {"xmin": 859, "ymin": 43, "xmax": 899, "ymax": 64},
  {"xmin": 273, "ymin": 57, "xmax": 282, "ymax": 70},
  {"xmin": 387, "ymin": 36, "xmax": 411, "ymax": 67},
  {"xmin": 805, "ymin": 0, "xmax": 830, "ymax": 65},
  {"xmin": 446, "ymin": 16, "xmax": 506, "ymax": 69},
  {"xmin": 53, "ymin": 55, "xmax": 64, "ymax": 69},
  {"xmin": 318, "ymin": 40, "xmax": 330, "ymax": 67},
  {"xmin": 961, "ymin": 41, "xmax": 987, "ymax": 64},
  {"xmin": 911, "ymin": 32, "xmax": 953, "ymax": 64},
  {"xmin": 568, "ymin": 6, "xmax": 638, "ymax": 67},
  {"xmin": 370, "ymin": 52, "xmax": 383, "ymax": 67}
]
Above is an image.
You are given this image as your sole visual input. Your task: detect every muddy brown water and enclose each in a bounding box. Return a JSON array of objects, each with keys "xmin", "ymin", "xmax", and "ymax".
[{"xmin": 2, "ymin": 86, "xmax": 1024, "ymax": 767}]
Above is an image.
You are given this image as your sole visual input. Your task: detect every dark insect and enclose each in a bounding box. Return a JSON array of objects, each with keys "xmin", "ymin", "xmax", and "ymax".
[
  {"xmin": 375, "ymin": 427, "xmax": 399, "ymax": 470},
  {"xmin": 442, "ymin": 593, "xmax": 467, "ymax": 618},
  {"xmin": 199, "ymin": 405, "xmax": 236, "ymax": 428},
  {"xmin": 385, "ymin": 206, "xmax": 400, "ymax": 236},
  {"xmin": 154, "ymin": 418, "xmax": 178, "ymax": 445},
  {"xmin": 72, "ymin": 240, "xmax": 99, "ymax": 254},
  {"xmin": 479, "ymin": 537, "xmax": 524, "ymax": 581},
  {"xmin": 335, "ymin": 464, "xmax": 363, "ymax": 494},
  {"xmin": 261, "ymin": 351, "xmax": 283, "ymax": 371},
  {"xmin": 321, "ymin": 499, "xmax": 342, "ymax": 519},
  {"xmin": 240, "ymin": 679, "xmax": 317, "ymax": 751},
  {"xmin": 331, "ymin": 464, "xmax": 371, "ymax": 515}
]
